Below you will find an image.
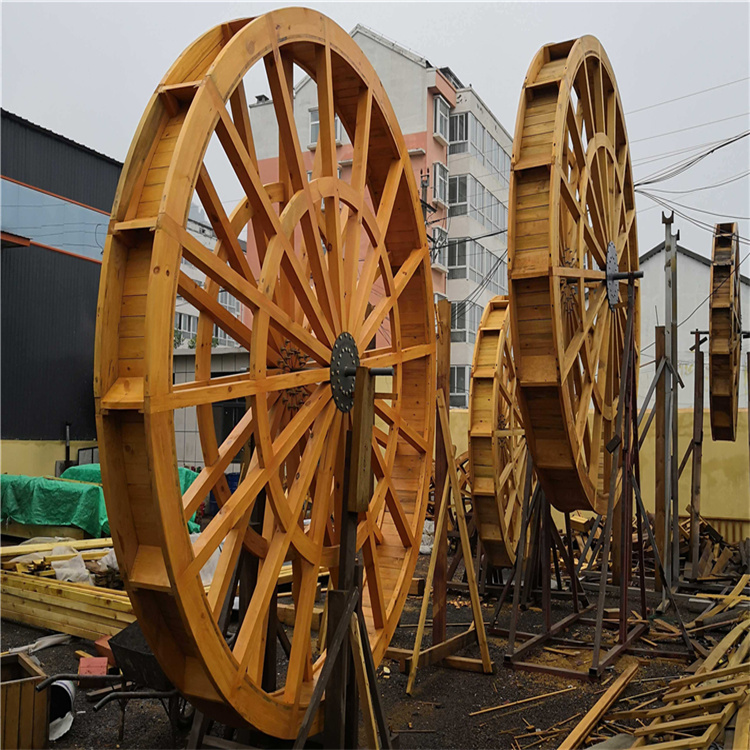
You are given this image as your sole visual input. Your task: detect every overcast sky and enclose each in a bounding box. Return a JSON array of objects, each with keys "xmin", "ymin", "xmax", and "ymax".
[{"xmin": 2, "ymin": 1, "xmax": 748, "ymax": 261}]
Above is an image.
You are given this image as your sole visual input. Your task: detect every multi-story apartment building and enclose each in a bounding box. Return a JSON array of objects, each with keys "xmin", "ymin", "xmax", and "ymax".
[
  {"xmin": 247, "ymin": 26, "xmax": 513, "ymax": 408},
  {"xmin": 445, "ymin": 89, "xmax": 512, "ymax": 406}
]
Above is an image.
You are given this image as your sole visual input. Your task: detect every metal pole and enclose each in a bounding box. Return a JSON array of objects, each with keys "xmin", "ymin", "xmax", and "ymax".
[
  {"xmin": 663, "ymin": 212, "xmax": 680, "ymax": 588},
  {"xmin": 689, "ymin": 331, "xmax": 705, "ymax": 579}
]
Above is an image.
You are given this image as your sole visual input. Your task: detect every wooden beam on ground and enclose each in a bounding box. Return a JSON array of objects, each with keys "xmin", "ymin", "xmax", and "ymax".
[{"xmin": 557, "ymin": 662, "xmax": 638, "ymax": 750}]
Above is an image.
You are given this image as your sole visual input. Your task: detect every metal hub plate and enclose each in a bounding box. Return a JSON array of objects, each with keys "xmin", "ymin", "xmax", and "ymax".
[
  {"xmin": 605, "ymin": 241, "xmax": 619, "ymax": 311},
  {"xmin": 330, "ymin": 332, "xmax": 359, "ymax": 412}
]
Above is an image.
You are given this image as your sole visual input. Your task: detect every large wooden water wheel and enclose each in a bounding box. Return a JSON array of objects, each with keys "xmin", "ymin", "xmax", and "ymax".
[
  {"xmin": 94, "ymin": 9, "xmax": 435, "ymax": 737},
  {"xmin": 709, "ymin": 222, "xmax": 742, "ymax": 442},
  {"xmin": 468, "ymin": 297, "xmax": 529, "ymax": 568},
  {"xmin": 508, "ymin": 36, "xmax": 639, "ymax": 514}
]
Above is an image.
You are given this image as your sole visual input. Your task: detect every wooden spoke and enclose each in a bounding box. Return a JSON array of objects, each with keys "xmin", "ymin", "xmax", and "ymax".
[
  {"xmin": 196, "ymin": 165, "xmax": 256, "ymax": 283},
  {"xmin": 96, "ymin": 10, "xmax": 434, "ymax": 739},
  {"xmin": 264, "ymin": 38, "xmax": 340, "ymax": 335},
  {"xmin": 509, "ymin": 36, "xmax": 638, "ymax": 514},
  {"xmin": 170, "ymin": 217, "xmax": 331, "ymax": 365},
  {"xmin": 709, "ymin": 223, "xmax": 742, "ymax": 441},
  {"xmin": 469, "ymin": 297, "xmax": 534, "ymax": 567},
  {"xmin": 152, "ymin": 367, "xmax": 329, "ymax": 412}
]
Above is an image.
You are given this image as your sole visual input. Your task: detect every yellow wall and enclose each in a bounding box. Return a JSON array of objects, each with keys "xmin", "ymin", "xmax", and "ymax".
[
  {"xmin": 449, "ymin": 408, "xmax": 749, "ymax": 522},
  {"xmin": 1, "ymin": 440, "xmax": 98, "ymax": 478}
]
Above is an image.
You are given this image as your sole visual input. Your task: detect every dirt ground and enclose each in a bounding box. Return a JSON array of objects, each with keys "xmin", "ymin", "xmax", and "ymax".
[{"xmin": 1, "ymin": 553, "xmax": 692, "ymax": 750}]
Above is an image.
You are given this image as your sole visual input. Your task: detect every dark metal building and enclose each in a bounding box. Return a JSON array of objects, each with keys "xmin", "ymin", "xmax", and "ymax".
[{"xmin": 1, "ymin": 109, "xmax": 122, "ymax": 442}]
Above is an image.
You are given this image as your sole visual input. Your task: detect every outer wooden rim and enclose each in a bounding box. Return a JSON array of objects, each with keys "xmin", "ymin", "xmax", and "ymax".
[
  {"xmin": 508, "ymin": 36, "xmax": 639, "ymax": 514},
  {"xmin": 468, "ymin": 296, "xmax": 528, "ymax": 567},
  {"xmin": 709, "ymin": 222, "xmax": 742, "ymax": 441},
  {"xmin": 95, "ymin": 9, "xmax": 434, "ymax": 737}
]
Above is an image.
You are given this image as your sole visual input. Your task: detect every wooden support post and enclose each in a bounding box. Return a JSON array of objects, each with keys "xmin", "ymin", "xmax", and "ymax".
[
  {"xmin": 433, "ymin": 298, "xmax": 451, "ymax": 645},
  {"xmin": 689, "ymin": 335, "xmax": 704, "ymax": 579},
  {"xmin": 406, "ymin": 390, "xmax": 493, "ymax": 694},
  {"xmin": 654, "ymin": 326, "xmax": 667, "ymax": 593}
]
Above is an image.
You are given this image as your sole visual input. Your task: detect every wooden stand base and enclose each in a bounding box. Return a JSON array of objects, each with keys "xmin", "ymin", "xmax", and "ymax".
[{"xmin": 396, "ymin": 390, "xmax": 493, "ymax": 694}]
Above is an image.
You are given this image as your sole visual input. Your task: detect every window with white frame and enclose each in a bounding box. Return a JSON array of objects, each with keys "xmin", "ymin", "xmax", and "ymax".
[
  {"xmin": 433, "ymin": 95, "xmax": 450, "ymax": 143},
  {"xmin": 447, "ymin": 238, "xmax": 467, "ymax": 279},
  {"xmin": 449, "ymin": 112, "xmax": 468, "ymax": 154},
  {"xmin": 433, "ymin": 162, "xmax": 449, "ymax": 206},
  {"xmin": 218, "ymin": 289, "xmax": 241, "ymax": 318},
  {"xmin": 432, "ymin": 226, "xmax": 448, "ymax": 268},
  {"xmin": 451, "ymin": 300, "xmax": 482, "ymax": 344},
  {"xmin": 448, "ymin": 175, "xmax": 467, "ymax": 216},
  {"xmin": 309, "ymin": 108, "xmax": 342, "ymax": 146},
  {"xmin": 450, "ymin": 365, "xmax": 470, "ymax": 408},
  {"xmin": 175, "ymin": 312, "xmax": 198, "ymax": 342},
  {"xmin": 451, "ymin": 174, "xmax": 507, "ymax": 232}
]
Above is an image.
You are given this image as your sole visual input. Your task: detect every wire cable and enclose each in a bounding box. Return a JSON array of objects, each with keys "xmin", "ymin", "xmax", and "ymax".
[
  {"xmin": 630, "ymin": 112, "xmax": 750, "ymax": 145},
  {"xmin": 626, "ymin": 76, "xmax": 750, "ymax": 115}
]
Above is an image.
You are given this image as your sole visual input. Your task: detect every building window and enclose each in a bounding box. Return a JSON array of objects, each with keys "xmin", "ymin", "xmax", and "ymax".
[
  {"xmin": 450, "ymin": 174, "xmax": 507, "ymax": 232},
  {"xmin": 433, "ymin": 162, "xmax": 449, "ymax": 206},
  {"xmin": 432, "ymin": 226, "xmax": 448, "ymax": 268},
  {"xmin": 450, "ymin": 365, "xmax": 470, "ymax": 408},
  {"xmin": 218, "ymin": 289, "xmax": 241, "ymax": 318},
  {"xmin": 448, "ymin": 175, "xmax": 467, "ymax": 216},
  {"xmin": 451, "ymin": 300, "xmax": 482, "ymax": 344},
  {"xmin": 174, "ymin": 312, "xmax": 198, "ymax": 346},
  {"xmin": 447, "ymin": 238, "xmax": 467, "ymax": 279},
  {"xmin": 433, "ymin": 95, "xmax": 450, "ymax": 144},
  {"xmin": 449, "ymin": 113, "xmax": 468, "ymax": 154},
  {"xmin": 309, "ymin": 108, "xmax": 342, "ymax": 146}
]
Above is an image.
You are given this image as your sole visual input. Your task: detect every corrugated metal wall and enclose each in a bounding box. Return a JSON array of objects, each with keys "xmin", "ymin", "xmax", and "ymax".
[
  {"xmin": 1, "ymin": 109, "xmax": 121, "ymax": 213},
  {"xmin": 1, "ymin": 243, "xmax": 100, "ymax": 440}
]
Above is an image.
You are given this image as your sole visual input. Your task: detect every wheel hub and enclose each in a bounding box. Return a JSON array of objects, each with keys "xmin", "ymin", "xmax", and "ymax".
[
  {"xmin": 330, "ymin": 332, "xmax": 359, "ymax": 412},
  {"xmin": 605, "ymin": 241, "xmax": 619, "ymax": 311}
]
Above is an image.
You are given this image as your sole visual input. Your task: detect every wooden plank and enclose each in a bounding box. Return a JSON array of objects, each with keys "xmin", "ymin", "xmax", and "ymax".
[
  {"xmin": 557, "ymin": 662, "xmax": 638, "ymax": 750},
  {"xmin": 734, "ymin": 694, "xmax": 750, "ymax": 750},
  {"xmin": 3, "ymin": 679, "xmax": 20, "ymax": 749},
  {"xmin": 0, "ymin": 538, "xmax": 113, "ymax": 559}
]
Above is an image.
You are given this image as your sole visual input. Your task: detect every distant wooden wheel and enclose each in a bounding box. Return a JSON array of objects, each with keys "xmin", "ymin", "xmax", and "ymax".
[
  {"xmin": 508, "ymin": 36, "xmax": 639, "ymax": 514},
  {"xmin": 95, "ymin": 9, "xmax": 435, "ymax": 738},
  {"xmin": 709, "ymin": 222, "xmax": 742, "ymax": 441},
  {"xmin": 468, "ymin": 297, "xmax": 530, "ymax": 568}
]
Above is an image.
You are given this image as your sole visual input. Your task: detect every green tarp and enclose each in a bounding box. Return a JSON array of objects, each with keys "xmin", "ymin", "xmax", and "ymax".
[{"xmin": 1, "ymin": 464, "xmax": 201, "ymax": 537}]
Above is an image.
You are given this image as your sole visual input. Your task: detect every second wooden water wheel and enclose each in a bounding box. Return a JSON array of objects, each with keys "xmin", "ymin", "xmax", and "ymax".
[
  {"xmin": 709, "ymin": 222, "xmax": 742, "ymax": 441},
  {"xmin": 95, "ymin": 9, "xmax": 435, "ymax": 737},
  {"xmin": 468, "ymin": 297, "xmax": 529, "ymax": 568},
  {"xmin": 508, "ymin": 36, "xmax": 639, "ymax": 514}
]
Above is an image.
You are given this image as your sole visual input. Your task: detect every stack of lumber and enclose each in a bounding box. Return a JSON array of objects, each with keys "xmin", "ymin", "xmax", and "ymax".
[
  {"xmin": 2, "ymin": 537, "xmax": 321, "ymax": 641},
  {"xmin": 0, "ymin": 538, "xmax": 114, "ymax": 573},
  {"xmin": 626, "ymin": 617, "xmax": 750, "ymax": 748},
  {"xmin": 1, "ymin": 571, "xmax": 134, "ymax": 640}
]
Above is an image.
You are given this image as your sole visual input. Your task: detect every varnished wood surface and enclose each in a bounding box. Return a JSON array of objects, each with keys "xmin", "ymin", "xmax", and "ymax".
[
  {"xmin": 508, "ymin": 36, "xmax": 639, "ymax": 513},
  {"xmin": 709, "ymin": 222, "xmax": 742, "ymax": 442},
  {"xmin": 468, "ymin": 296, "xmax": 530, "ymax": 568},
  {"xmin": 95, "ymin": 9, "xmax": 435, "ymax": 738}
]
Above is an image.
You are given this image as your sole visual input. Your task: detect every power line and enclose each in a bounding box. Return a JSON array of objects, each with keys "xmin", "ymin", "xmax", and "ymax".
[
  {"xmin": 636, "ymin": 189, "xmax": 750, "ymax": 220},
  {"xmin": 627, "ymin": 76, "xmax": 750, "ymax": 115},
  {"xmin": 644, "ymin": 170, "xmax": 750, "ymax": 195},
  {"xmin": 632, "ymin": 135, "xmax": 735, "ymax": 167},
  {"xmin": 630, "ymin": 112, "xmax": 750, "ymax": 145},
  {"xmin": 635, "ymin": 131, "xmax": 750, "ymax": 187}
]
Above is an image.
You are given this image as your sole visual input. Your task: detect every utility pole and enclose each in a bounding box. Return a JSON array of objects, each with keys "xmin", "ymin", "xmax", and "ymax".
[{"xmin": 662, "ymin": 213, "xmax": 680, "ymax": 588}]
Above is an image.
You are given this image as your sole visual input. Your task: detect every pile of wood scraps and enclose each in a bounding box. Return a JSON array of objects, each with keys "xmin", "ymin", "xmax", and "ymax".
[
  {"xmin": 684, "ymin": 515, "xmax": 750, "ymax": 581},
  {"xmin": 629, "ymin": 616, "xmax": 750, "ymax": 748}
]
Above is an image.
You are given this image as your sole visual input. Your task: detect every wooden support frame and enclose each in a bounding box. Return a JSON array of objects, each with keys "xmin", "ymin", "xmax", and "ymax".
[{"xmin": 401, "ymin": 389, "xmax": 493, "ymax": 694}]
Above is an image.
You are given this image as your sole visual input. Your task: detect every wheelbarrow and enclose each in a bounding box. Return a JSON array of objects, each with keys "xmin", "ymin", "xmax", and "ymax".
[{"xmin": 36, "ymin": 620, "xmax": 194, "ymax": 744}]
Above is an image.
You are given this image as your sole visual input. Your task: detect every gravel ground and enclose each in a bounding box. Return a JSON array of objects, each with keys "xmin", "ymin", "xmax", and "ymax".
[{"xmin": 1, "ymin": 553, "xmax": 693, "ymax": 750}]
